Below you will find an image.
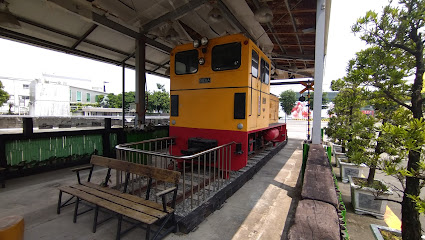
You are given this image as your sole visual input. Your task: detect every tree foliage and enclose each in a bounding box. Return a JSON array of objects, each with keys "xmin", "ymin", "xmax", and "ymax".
[
  {"xmin": 352, "ymin": 1, "xmax": 425, "ymax": 238},
  {"xmin": 0, "ymin": 81, "xmax": 10, "ymax": 106},
  {"xmin": 325, "ymin": 78, "xmax": 366, "ymax": 152},
  {"xmin": 97, "ymin": 84, "xmax": 170, "ymax": 113},
  {"xmin": 147, "ymin": 84, "xmax": 169, "ymax": 113},
  {"xmin": 279, "ymin": 90, "xmax": 297, "ymax": 115},
  {"xmin": 307, "ymin": 92, "xmax": 329, "ymax": 110}
]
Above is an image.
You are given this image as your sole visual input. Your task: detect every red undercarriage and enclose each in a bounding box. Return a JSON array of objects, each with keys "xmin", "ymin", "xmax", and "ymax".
[{"xmin": 169, "ymin": 123, "xmax": 287, "ymax": 171}]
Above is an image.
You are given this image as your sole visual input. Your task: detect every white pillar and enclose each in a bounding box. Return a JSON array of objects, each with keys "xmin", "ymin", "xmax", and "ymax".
[{"xmin": 312, "ymin": 0, "xmax": 326, "ymax": 144}]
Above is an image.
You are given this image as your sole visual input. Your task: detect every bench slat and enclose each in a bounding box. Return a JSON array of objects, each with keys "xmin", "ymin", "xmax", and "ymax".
[
  {"xmin": 91, "ymin": 156, "xmax": 132, "ymax": 173},
  {"xmin": 129, "ymin": 163, "xmax": 181, "ymax": 184},
  {"xmin": 83, "ymin": 182, "xmax": 174, "ymax": 212},
  {"xmin": 72, "ymin": 184, "xmax": 168, "ymax": 218},
  {"xmin": 90, "ymin": 155, "xmax": 181, "ymax": 185},
  {"xmin": 59, "ymin": 186, "xmax": 159, "ymax": 225}
]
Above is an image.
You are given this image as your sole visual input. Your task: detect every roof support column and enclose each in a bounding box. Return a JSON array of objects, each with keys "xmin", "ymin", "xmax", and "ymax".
[
  {"xmin": 122, "ymin": 62, "xmax": 126, "ymax": 128},
  {"xmin": 135, "ymin": 38, "xmax": 146, "ymax": 127},
  {"xmin": 312, "ymin": 0, "xmax": 326, "ymax": 144}
]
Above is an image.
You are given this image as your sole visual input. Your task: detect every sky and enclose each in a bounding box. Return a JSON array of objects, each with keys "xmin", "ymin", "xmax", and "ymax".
[{"xmin": 0, "ymin": 0, "xmax": 390, "ymax": 96}]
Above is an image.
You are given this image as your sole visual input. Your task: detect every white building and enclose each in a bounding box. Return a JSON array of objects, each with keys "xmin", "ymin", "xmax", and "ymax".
[
  {"xmin": 0, "ymin": 76, "xmax": 32, "ymax": 115},
  {"xmin": 29, "ymin": 79, "xmax": 70, "ymax": 116},
  {"xmin": 0, "ymin": 74, "xmax": 107, "ymax": 116}
]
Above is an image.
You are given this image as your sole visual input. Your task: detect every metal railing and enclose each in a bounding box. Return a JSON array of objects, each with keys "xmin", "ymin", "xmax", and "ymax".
[{"xmin": 115, "ymin": 137, "xmax": 236, "ymax": 213}]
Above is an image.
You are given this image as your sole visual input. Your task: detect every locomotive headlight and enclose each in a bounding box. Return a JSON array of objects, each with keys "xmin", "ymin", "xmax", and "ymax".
[
  {"xmin": 237, "ymin": 123, "xmax": 243, "ymax": 129},
  {"xmin": 198, "ymin": 57, "xmax": 205, "ymax": 65},
  {"xmin": 171, "ymin": 120, "xmax": 176, "ymax": 125},
  {"xmin": 200, "ymin": 37, "xmax": 209, "ymax": 46},
  {"xmin": 193, "ymin": 39, "xmax": 200, "ymax": 48}
]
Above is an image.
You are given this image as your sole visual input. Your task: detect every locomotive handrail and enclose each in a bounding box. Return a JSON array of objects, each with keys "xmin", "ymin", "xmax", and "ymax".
[
  {"xmin": 118, "ymin": 136, "xmax": 176, "ymax": 147},
  {"xmin": 115, "ymin": 141, "xmax": 236, "ymax": 160}
]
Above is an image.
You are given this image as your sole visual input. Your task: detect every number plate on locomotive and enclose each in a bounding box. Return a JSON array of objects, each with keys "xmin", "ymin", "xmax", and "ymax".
[{"xmin": 199, "ymin": 78, "xmax": 211, "ymax": 83}]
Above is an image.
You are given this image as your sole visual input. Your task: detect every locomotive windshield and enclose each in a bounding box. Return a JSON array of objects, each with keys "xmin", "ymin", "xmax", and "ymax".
[
  {"xmin": 212, "ymin": 42, "xmax": 241, "ymax": 71},
  {"xmin": 175, "ymin": 49, "xmax": 198, "ymax": 75}
]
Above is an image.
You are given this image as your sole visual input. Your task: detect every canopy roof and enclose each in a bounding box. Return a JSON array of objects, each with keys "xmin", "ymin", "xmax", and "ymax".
[{"xmin": 0, "ymin": 0, "xmax": 332, "ymax": 79}]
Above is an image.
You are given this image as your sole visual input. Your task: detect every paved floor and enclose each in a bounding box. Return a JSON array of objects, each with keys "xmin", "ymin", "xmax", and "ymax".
[
  {"xmin": 0, "ymin": 137, "xmax": 303, "ymax": 240},
  {"xmin": 166, "ymin": 139, "xmax": 303, "ymax": 240},
  {"xmin": 2, "ymin": 120, "xmax": 417, "ymax": 240}
]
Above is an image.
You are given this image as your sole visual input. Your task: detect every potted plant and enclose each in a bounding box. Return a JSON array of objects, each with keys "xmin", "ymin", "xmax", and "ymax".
[
  {"xmin": 351, "ymin": 0, "xmax": 425, "ymax": 237},
  {"xmin": 342, "ymin": 84, "xmax": 395, "ymax": 218},
  {"xmin": 325, "ymin": 78, "xmax": 365, "ymax": 169},
  {"xmin": 370, "ymin": 224, "xmax": 402, "ymax": 240}
]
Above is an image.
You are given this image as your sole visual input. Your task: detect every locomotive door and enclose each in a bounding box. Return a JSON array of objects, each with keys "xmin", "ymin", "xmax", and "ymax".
[{"xmin": 249, "ymin": 49, "xmax": 260, "ymax": 129}]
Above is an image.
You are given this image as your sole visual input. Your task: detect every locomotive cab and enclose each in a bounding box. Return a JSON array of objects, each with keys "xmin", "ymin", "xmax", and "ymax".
[{"xmin": 169, "ymin": 34, "xmax": 286, "ymax": 170}]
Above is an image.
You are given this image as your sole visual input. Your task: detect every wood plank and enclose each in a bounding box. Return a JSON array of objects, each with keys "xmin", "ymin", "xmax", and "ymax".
[
  {"xmin": 301, "ymin": 164, "xmax": 338, "ymax": 207},
  {"xmin": 91, "ymin": 155, "xmax": 133, "ymax": 172},
  {"xmin": 90, "ymin": 155, "xmax": 112, "ymax": 168},
  {"xmin": 307, "ymin": 144, "xmax": 331, "ymax": 167},
  {"xmin": 83, "ymin": 182, "xmax": 174, "ymax": 212},
  {"xmin": 129, "ymin": 162, "xmax": 181, "ymax": 184},
  {"xmin": 59, "ymin": 186, "xmax": 159, "ymax": 225},
  {"xmin": 71, "ymin": 165, "xmax": 92, "ymax": 172},
  {"xmin": 91, "ymin": 155, "xmax": 181, "ymax": 184},
  {"xmin": 106, "ymin": 159, "xmax": 132, "ymax": 172},
  {"xmin": 72, "ymin": 184, "xmax": 167, "ymax": 218},
  {"xmin": 288, "ymin": 200, "xmax": 340, "ymax": 240}
]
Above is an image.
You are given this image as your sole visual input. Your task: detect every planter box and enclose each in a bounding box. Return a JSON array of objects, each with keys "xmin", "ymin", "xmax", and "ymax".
[
  {"xmin": 339, "ymin": 159, "xmax": 368, "ymax": 183},
  {"xmin": 332, "ymin": 143, "xmax": 343, "ymax": 155},
  {"xmin": 371, "ymin": 224, "xmax": 425, "ymax": 239},
  {"xmin": 331, "ymin": 143, "xmax": 345, "ymax": 167},
  {"xmin": 350, "ymin": 177, "xmax": 392, "ymax": 219},
  {"xmin": 370, "ymin": 224, "xmax": 400, "ymax": 240},
  {"xmin": 334, "ymin": 152, "xmax": 346, "ymax": 168}
]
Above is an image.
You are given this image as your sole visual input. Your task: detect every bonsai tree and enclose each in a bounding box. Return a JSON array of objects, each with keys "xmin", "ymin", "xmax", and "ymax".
[
  {"xmin": 343, "ymin": 48, "xmax": 406, "ymax": 186},
  {"xmin": 352, "ymin": 0, "xmax": 425, "ymax": 238},
  {"xmin": 325, "ymin": 78, "xmax": 366, "ymax": 152}
]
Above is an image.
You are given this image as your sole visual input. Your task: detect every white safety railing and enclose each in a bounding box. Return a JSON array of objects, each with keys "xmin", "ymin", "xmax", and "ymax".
[{"xmin": 115, "ymin": 137, "xmax": 235, "ymax": 212}]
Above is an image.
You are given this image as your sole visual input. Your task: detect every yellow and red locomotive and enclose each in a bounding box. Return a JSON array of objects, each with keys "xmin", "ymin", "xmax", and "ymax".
[{"xmin": 169, "ymin": 34, "xmax": 286, "ymax": 171}]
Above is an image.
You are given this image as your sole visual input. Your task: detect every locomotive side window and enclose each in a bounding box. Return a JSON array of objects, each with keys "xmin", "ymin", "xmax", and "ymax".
[
  {"xmin": 175, "ymin": 50, "xmax": 198, "ymax": 75},
  {"xmin": 212, "ymin": 42, "xmax": 241, "ymax": 71},
  {"xmin": 171, "ymin": 95, "xmax": 179, "ymax": 116},
  {"xmin": 251, "ymin": 50, "xmax": 259, "ymax": 78},
  {"xmin": 260, "ymin": 58, "xmax": 270, "ymax": 84}
]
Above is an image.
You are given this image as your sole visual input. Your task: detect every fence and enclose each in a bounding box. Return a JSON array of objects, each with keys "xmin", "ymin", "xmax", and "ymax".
[
  {"xmin": 0, "ymin": 117, "xmax": 168, "ymax": 176},
  {"xmin": 115, "ymin": 137, "xmax": 236, "ymax": 213}
]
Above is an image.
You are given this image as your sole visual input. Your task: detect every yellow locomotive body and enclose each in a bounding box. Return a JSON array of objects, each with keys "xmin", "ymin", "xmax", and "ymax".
[{"xmin": 169, "ymin": 34, "xmax": 286, "ymax": 170}]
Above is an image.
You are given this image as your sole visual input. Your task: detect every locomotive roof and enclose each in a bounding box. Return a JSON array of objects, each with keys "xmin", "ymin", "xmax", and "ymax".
[{"xmin": 0, "ymin": 0, "xmax": 331, "ymax": 79}]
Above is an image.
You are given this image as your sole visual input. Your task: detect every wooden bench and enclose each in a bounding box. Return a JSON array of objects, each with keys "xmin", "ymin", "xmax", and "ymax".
[{"xmin": 57, "ymin": 155, "xmax": 181, "ymax": 240}]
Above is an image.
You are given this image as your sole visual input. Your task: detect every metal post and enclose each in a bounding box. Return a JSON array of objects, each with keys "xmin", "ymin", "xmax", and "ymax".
[
  {"xmin": 312, "ymin": 0, "xmax": 326, "ymax": 144},
  {"xmin": 23, "ymin": 117, "xmax": 33, "ymax": 136},
  {"xmin": 122, "ymin": 62, "xmax": 125, "ymax": 128},
  {"xmin": 307, "ymin": 83, "xmax": 310, "ymax": 141},
  {"xmin": 102, "ymin": 118, "xmax": 111, "ymax": 157},
  {"xmin": 135, "ymin": 38, "xmax": 146, "ymax": 128}
]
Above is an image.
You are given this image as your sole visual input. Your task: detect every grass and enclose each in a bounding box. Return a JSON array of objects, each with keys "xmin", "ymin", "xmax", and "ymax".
[
  {"xmin": 380, "ymin": 229, "xmax": 401, "ymax": 240},
  {"xmin": 353, "ymin": 177, "xmax": 388, "ymax": 192}
]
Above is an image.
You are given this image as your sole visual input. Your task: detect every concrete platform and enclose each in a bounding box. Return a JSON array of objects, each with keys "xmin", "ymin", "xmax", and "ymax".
[{"xmin": 0, "ymin": 139, "xmax": 304, "ymax": 240}]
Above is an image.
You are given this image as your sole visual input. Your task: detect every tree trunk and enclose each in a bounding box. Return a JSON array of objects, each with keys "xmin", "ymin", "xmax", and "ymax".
[
  {"xmin": 402, "ymin": 151, "xmax": 421, "ymax": 240},
  {"xmin": 402, "ymin": 47, "xmax": 423, "ymax": 240},
  {"xmin": 367, "ymin": 166, "xmax": 376, "ymax": 186},
  {"xmin": 368, "ymin": 124, "xmax": 385, "ymax": 185}
]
